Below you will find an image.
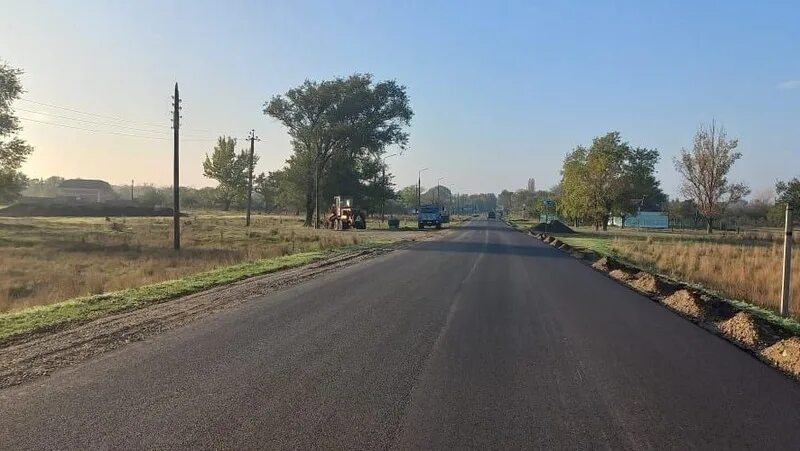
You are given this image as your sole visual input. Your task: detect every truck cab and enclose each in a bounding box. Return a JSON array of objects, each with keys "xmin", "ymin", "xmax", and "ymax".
[{"xmin": 418, "ymin": 204, "xmax": 442, "ymax": 229}]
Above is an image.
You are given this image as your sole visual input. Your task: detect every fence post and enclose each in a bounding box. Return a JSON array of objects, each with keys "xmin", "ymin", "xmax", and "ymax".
[{"xmin": 780, "ymin": 204, "xmax": 793, "ymax": 316}]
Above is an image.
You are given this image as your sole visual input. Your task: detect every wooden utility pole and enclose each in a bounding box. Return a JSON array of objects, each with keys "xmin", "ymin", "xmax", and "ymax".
[
  {"xmin": 131, "ymin": 179, "xmax": 134, "ymax": 201},
  {"xmin": 781, "ymin": 204, "xmax": 794, "ymax": 316},
  {"xmin": 172, "ymin": 83, "xmax": 181, "ymax": 250},
  {"xmin": 245, "ymin": 129, "xmax": 259, "ymax": 227}
]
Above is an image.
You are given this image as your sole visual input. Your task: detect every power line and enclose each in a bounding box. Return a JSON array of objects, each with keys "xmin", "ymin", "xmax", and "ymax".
[
  {"xmin": 19, "ymin": 112, "xmax": 224, "ymax": 141},
  {"xmin": 19, "ymin": 97, "xmax": 219, "ymax": 133},
  {"xmin": 19, "ymin": 116, "xmax": 170, "ymax": 140},
  {"xmin": 16, "ymin": 107, "xmax": 169, "ymax": 134}
]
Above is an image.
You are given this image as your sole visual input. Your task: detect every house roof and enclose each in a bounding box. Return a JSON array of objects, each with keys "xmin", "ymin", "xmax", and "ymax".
[{"xmin": 58, "ymin": 179, "xmax": 112, "ymax": 190}]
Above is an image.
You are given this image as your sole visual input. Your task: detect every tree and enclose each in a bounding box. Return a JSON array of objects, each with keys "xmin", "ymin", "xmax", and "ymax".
[
  {"xmin": 617, "ymin": 147, "xmax": 667, "ymax": 227},
  {"xmin": 674, "ymin": 122, "xmax": 749, "ymax": 233},
  {"xmin": 0, "ymin": 60, "xmax": 34, "ymax": 203},
  {"xmin": 202, "ymin": 136, "xmax": 254, "ymax": 210},
  {"xmin": 775, "ymin": 177, "xmax": 800, "ymax": 209},
  {"xmin": 254, "ymin": 172, "xmax": 278, "ymax": 213},
  {"xmin": 264, "ymin": 74, "xmax": 412, "ymax": 226},
  {"xmin": 560, "ymin": 132, "xmax": 629, "ymax": 230},
  {"xmin": 397, "ymin": 185, "xmax": 420, "ymax": 210}
]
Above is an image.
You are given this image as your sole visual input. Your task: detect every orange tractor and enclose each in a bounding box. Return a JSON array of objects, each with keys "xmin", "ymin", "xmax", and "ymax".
[{"xmin": 324, "ymin": 196, "xmax": 366, "ymax": 230}]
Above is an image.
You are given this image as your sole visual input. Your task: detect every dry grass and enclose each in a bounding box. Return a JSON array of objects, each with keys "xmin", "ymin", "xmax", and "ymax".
[
  {"xmin": 559, "ymin": 227, "xmax": 800, "ymax": 317},
  {"xmin": 0, "ymin": 213, "xmax": 401, "ymax": 312},
  {"xmin": 611, "ymin": 236, "xmax": 800, "ymax": 315}
]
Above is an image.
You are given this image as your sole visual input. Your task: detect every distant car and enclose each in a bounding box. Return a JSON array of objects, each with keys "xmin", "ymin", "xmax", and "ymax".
[{"xmin": 487, "ymin": 211, "xmax": 496, "ymax": 219}]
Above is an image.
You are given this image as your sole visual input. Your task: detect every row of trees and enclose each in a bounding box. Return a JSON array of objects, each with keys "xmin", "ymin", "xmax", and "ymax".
[{"xmin": 553, "ymin": 124, "xmax": 799, "ymax": 233}]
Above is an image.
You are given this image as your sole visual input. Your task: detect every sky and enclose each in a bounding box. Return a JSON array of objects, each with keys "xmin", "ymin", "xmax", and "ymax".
[{"xmin": 2, "ymin": 0, "xmax": 799, "ymax": 198}]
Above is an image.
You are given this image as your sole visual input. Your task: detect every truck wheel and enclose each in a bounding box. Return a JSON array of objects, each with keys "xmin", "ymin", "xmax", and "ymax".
[{"xmin": 418, "ymin": 222, "xmax": 424, "ymax": 229}]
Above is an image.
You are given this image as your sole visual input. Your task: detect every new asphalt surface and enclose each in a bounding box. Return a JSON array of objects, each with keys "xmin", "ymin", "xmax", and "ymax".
[{"xmin": 2, "ymin": 219, "xmax": 800, "ymax": 449}]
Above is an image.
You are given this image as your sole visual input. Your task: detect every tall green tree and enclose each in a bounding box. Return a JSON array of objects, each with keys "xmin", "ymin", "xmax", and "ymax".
[
  {"xmin": 559, "ymin": 132, "xmax": 665, "ymax": 229},
  {"xmin": 264, "ymin": 74, "xmax": 412, "ymax": 226},
  {"xmin": 674, "ymin": 122, "xmax": 749, "ymax": 233},
  {"xmin": 775, "ymin": 177, "xmax": 800, "ymax": 209},
  {"xmin": 202, "ymin": 136, "xmax": 255, "ymax": 210},
  {"xmin": 0, "ymin": 60, "xmax": 34, "ymax": 204}
]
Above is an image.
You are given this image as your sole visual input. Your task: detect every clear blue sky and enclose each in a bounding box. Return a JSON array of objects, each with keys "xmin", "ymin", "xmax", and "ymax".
[{"xmin": 3, "ymin": 0, "xmax": 799, "ymax": 198}]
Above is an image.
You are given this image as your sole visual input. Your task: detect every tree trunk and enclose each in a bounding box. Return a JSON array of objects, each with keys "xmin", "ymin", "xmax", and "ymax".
[
  {"xmin": 304, "ymin": 179, "xmax": 314, "ymax": 227},
  {"xmin": 602, "ymin": 214, "xmax": 609, "ymax": 231},
  {"xmin": 620, "ymin": 214, "xmax": 626, "ymax": 229},
  {"xmin": 706, "ymin": 218, "xmax": 713, "ymax": 234}
]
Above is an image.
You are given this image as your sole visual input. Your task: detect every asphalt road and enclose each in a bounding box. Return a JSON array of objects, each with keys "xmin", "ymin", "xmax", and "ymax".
[{"xmin": 2, "ymin": 219, "xmax": 800, "ymax": 450}]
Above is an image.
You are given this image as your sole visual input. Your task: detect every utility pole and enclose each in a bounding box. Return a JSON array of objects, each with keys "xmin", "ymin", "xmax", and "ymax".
[
  {"xmin": 380, "ymin": 153, "xmax": 398, "ymax": 223},
  {"xmin": 245, "ymin": 129, "xmax": 260, "ymax": 227},
  {"xmin": 418, "ymin": 168, "xmax": 428, "ymax": 213},
  {"xmin": 172, "ymin": 83, "xmax": 181, "ymax": 251},
  {"xmin": 780, "ymin": 204, "xmax": 794, "ymax": 316},
  {"xmin": 131, "ymin": 179, "xmax": 134, "ymax": 201}
]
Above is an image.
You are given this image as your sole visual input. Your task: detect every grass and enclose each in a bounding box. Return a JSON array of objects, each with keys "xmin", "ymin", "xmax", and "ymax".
[
  {"xmin": 0, "ymin": 213, "xmax": 416, "ymax": 313},
  {"xmin": 0, "ymin": 247, "xmax": 367, "ymax": 342}
]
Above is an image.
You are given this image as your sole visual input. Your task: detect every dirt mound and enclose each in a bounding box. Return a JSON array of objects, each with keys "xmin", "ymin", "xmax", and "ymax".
[
  {"xmin": 630, "ymin": 272, "xmax": 663, "ymax": 294},
  {"xmin": 761, "ymin": 337, "xmax": 800, "ymax": 378},
  {"xmin": 716, "ymin": 312, "xmax": 763, "ymax": 349},
  {"xmin": 530, "ymin": 220, "xmax": 575, "ymax": 234},
  {"xmin": 663, "ymin": 290, "xmax": 708, "ymax": 320},
  {"xmin": 592, "ymin": 256, "xmax": 621, "ymax": 272},
  {"xmin": 609, "ymin": 269, "xmax": 634, "ymax": 281},
  {"xmin": 0, "ymin": 202, "xmax": 174, "ymax": 217}
]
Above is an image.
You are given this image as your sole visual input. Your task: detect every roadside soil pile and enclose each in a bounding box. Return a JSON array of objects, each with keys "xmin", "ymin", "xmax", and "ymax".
[
  {"xmin": 609, "ymin": 269, "xmax": 634, "ymax": 282},
  {"xmin": 530, "ymin": 220, "xmax": 575, "ymax": 234},
  {"xmin": 762, "ymin": 338, "xmax": 800, "ymax": 376},
  {"xmin": 715, "ymin": 312, "xmax": 764, "ymax": 349},
  {"xmin": 630, "ymin": 272, "xmax": 665, "ymax": 294},
  {"xmin": 532, "ymin": 230, "xmax": 800, "ymax": 381},
  {"xmin": 663, "ymin": 289, "xmax": 708, "ymax": 321},
  {"xmin": 0, "ymin": 202, "xmax": 174, "ymax": 217}
]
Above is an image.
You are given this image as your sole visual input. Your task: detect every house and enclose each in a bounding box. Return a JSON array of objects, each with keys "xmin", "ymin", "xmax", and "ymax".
[
  {"xmin": 57, "ymin": 179, "xmax": 116, "ymax": 202},
  {"xmin": 611, "ymin": 211, "xmax": 669, "ymax": 229}
]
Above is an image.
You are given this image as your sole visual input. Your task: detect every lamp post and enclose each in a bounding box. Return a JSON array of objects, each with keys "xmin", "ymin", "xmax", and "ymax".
[
  {"xmin": 448, "ymin": 184, "xmax": 455, "ymax": 215},
  {"xmin": 418, "ymin": 168, "xmax": 428, "ymax": 214},
  {"xmin": 380, "ymin": 153, "xmax": 399, "ymax": 222}
]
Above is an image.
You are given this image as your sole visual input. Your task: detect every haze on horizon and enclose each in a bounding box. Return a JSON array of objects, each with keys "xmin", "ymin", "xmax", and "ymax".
[{"xmin": 2, "ymin": 0, "xmax": 799, "ymax": 198}]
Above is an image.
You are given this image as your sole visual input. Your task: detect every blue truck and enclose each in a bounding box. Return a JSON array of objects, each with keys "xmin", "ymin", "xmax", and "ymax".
[{"xmin": 418, "ymin": 204, "xmax": 442, "ymax": 229}]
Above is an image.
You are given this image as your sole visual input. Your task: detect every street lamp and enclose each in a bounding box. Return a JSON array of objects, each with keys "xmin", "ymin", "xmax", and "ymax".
[
  {"xmin": 436, "ymin": 177, "xmax": 445, "ymax": 206},
  {"xmin": 380, "ymin": 153, "xmax": 399, "ymax": 222},
  {"xmin": 447, "ymin": 184, "xmax": 455, "ymax": 214},
  {"xmin": 418, "ymin": 168, "xmax": 428, "ymax": 213}
]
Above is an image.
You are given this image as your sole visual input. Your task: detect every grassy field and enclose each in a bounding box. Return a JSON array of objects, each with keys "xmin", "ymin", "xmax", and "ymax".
[
  {"xmin": 540, "ymin": 225, "xmax": 800, "ymax": 318},
  {"xmin": 0, "ymin": 213, "xmax": 436, "ymax": 313}
]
